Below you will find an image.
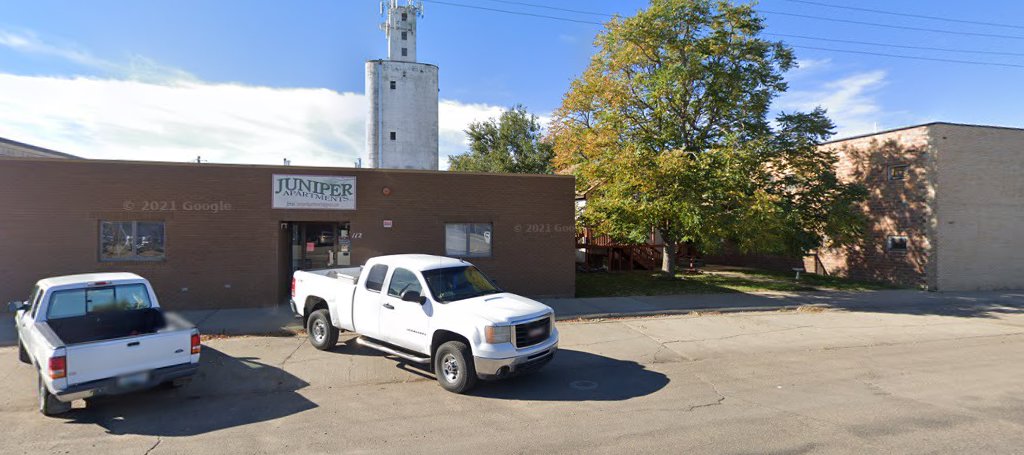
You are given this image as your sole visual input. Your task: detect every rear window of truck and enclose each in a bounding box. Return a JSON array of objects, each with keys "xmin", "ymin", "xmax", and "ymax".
[{"xmin": 47, "ymin": 284, "xmax": 153, "ymax": 319}]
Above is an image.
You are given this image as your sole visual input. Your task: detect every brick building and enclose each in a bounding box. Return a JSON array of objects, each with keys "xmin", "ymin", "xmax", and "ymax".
[
  {"xmin": 0, "ymin": 157, "xmax": 576, "ymax": 309},
  {"xmin": 0, "ymin": 136, "xmax": 80, "ymax": 159},
  {"xmin": 809, "ymin": 122, "xmax": 1024, "ymax": 291}
]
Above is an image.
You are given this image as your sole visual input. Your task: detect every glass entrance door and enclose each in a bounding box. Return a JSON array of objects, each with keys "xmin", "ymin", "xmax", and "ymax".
[{"xmin": 290, "ymin": 222, "xmax": 351, "ymax": 270}]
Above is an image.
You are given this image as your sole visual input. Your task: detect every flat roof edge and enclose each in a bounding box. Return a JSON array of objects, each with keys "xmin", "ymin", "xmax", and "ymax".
[
  {"xmin": 0, "ymin": 137, "xmax": 82, "ymax": 159},
  {"xmin": 0, "ymin": 156, "xmax": 573, "ymax": 179},
  {"xmin": 822, "ymin": 121, "xmax": 1024, "ymax": 145}
]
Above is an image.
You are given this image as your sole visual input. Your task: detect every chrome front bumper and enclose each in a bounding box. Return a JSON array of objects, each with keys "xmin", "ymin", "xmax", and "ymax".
[{"xmin": 474, "ymin": 342, "xmax": 557, "ymax": 380}]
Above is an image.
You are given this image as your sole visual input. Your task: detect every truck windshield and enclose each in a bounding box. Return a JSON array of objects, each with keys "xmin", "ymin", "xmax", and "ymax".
[{"xmin": 423, "ymin": 266, "xmax": 501, "ymax": 303}]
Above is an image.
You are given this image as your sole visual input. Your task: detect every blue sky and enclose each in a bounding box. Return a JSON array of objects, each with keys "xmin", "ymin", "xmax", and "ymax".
[{"xmin": 2, "ymin": 0, "xmax": 1023, "ymax": 167}]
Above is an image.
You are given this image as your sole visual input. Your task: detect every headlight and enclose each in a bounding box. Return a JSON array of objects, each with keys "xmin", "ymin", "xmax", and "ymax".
[{"xmin": 484, "ymin": 325, "xmax": 511, "ymax": 344}]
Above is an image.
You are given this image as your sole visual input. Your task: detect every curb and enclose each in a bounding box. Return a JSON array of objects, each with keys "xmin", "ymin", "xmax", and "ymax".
[{"xmin": 554, "ymin": 303, "xmax": 830, "ymax": 322}]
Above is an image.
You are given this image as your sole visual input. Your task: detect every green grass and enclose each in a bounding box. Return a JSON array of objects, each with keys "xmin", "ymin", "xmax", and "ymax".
[{"xmin": 575, "ymin": 267, "xmax": 900, "ymax": 298}]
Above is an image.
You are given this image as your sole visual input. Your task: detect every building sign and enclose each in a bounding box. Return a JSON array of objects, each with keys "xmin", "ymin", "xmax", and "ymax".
[{"xmin": 272, "ymin": 174, "xmax": 356, "ymax": 210}]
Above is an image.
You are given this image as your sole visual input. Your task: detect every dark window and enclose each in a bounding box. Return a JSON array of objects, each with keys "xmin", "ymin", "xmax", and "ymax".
[
  {"xmin": 445, "ymin": 223, "xmax": 493, "ymax": 257},
  {"xmin": 888, "ymin": 165, "xmax": 908, "ymax": 181},
  {"xmin": 401, "ymin": 31, "xmax": 407, "ymax": 40},
  {"xmin": 390, "ymin": 131, "xmax": 396, "ymax": 140},
  {"xmin": 389, "ymin": 80, "xmax": 396, "ymax": 90},
  {"xmin": 100, "ymin": 221, "xmax": 165, "ymax": 261},
  {"xmin": 387, "ymin": 268, "xmax": 423, "ymax": 298},
  {"xmin": 401, "ymin": 47, "xmax": 408, "ymax": 57},
  {"xmin": 887, "ymin": 235, "xmax": 909, "ymax": 252},
  {"xmin": 28, "ymin": 285, "xmax": 42, "ymax": 318},
  {"xmin": 365, "ymin": 264, "xmax": 389, "ymax": 292},
  {"xmin": 401, "ymin": 12, "xmax": 407, "ymax": 21},
  {"xmin": 47, "ymin": 283, "xmax": 152, "ymax": 320},
  {"xmin": 423, "ymin": 266, "xmax": 501, "ymax": 303}
]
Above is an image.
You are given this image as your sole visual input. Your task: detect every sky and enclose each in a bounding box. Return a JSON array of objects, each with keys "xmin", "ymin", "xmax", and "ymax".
[{"xmin": 2, "ymin": 0, "xmax": 1024, "ymax": 168}]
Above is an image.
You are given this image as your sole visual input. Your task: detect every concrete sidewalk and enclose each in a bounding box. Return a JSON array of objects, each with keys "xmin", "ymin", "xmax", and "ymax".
[
  {"xmin": 545, "ymin": 289, "xmax": 1024, "ymax": 319},
  {"xmin": 3, "ymin": 289, "xmax": 1023, "ymax": 346}
]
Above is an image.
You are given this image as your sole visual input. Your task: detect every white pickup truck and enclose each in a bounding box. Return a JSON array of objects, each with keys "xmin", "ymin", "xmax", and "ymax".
[
  {"xmin": 10, "ymin": 273, "xmax": 201, "ymax": 415},
  {"xmin": 291, "ymin": 254, "xmax": 558, "ymax": 393}
]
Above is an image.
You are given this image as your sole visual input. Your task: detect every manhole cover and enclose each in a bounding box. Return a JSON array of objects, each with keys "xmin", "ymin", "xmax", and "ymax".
[{"xmin": 570, "ymin": 380, "xmax": 598, "ymax": 390}]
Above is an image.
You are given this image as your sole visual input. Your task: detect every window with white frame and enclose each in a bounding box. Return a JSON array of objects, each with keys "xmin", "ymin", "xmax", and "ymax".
[
  {"xmin": 886, "ymin": 235, "xmax": 909, "ymax": 253},
  {"xmin": 445, "ymin": 223, "xmax": 492, "ymax": 257},
  {"xmin": 100, "ymin": 221, "xmax": 165, "ymax": 261}
]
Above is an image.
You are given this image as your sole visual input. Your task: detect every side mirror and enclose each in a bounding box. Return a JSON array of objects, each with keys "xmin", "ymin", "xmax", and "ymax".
[
  {"xmin": 7, "ymin": 300, "xmax": 27, "ymax": 313},
  {"xmin": 400, "ymin": 290, "xmax": 425, "ymax": 305}
]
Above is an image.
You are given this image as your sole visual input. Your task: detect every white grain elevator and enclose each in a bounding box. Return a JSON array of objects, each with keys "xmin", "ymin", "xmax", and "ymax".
[{"xmin": 365, "ymin": 0, "xmax": 439, "ymax": 170}]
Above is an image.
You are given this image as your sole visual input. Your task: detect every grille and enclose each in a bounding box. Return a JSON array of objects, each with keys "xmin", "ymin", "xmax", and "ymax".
[{"xmin": 514, "ymin": 316, "xmax": 551, "ymax": 348}]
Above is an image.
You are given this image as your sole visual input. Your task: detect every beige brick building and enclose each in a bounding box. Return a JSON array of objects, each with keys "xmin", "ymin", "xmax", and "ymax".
[{"xmin": 810, "ymin": 122, "xmax": 1024, "ymax": 291}]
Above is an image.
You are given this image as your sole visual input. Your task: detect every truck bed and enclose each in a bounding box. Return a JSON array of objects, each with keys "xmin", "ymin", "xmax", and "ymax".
[
  {"xmin": 46, "ymin": 308, "xmax": 179, "ymax": 345},
  {"xmin": 303, "ymin": 266, "xmax": 362, "ymax": 283}
]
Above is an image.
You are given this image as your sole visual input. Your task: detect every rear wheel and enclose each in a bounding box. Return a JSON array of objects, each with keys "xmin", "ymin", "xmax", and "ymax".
[
  {"xmin": 38, "ymin": 374, "xmax": 71, "ymax": 416},
  {"xmin": 434, "ymin": 341, "xmax": 477, "ymax": 394},
  {"xmin": 307, "ymin": 309, "xmax": 338, "ymax": 351},
  {"xmin": 18, "ymin": 339, "xmax": 29, "ymax": 364}
]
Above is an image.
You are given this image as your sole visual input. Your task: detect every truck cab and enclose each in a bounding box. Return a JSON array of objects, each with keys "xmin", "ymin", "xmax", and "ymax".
[{"xmin": 291, "ymin": 254, "xmax": 558, "ymax": 393}]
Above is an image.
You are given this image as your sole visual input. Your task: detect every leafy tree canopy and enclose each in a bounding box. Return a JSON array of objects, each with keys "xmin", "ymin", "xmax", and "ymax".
[
  {"xmin": 550, "ymin": 0, "xmax": 866, "ymax": 273},
  {"xmin": 449, "ymin": 105, "xmax": 554, "ymax": 174}
]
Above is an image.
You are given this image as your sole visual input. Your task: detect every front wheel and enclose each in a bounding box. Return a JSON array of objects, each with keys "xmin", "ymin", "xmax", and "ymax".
[
  {"xmin": 434, "ymin": 341, "xmax": 477, "ymax": 394},
  {"xmin": 307, "ymin": 309, "xmax": 339, "ymax": 351},
  {"xmin": 38, "ymin": 374, "xmax": 71, "ymax": 416}
]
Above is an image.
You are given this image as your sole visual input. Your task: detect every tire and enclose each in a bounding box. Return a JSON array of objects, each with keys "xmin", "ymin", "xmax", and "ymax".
[
  {"xmin": 18, "ymin": 339, "xmax": 30, "ymax": 364},
  {"xmin": 38, "ymin": 374, "xmax": 71, "ymax": 416},
  {"xmin": 434, "ymin": 341, "xmax": 477, "ymax": 394},
  {"xmin": 307, "ymin": 309, "xmax": 339, "ymax": 351}
]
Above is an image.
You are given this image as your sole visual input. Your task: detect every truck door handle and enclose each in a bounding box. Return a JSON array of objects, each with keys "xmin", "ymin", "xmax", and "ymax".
[
  {"xmin": 127, "ymin": 341, "xmax": 140, "ymax": 347},
  {"xmin": 383, "ymin": 303, "xmax": 395, "ymax": 310}
]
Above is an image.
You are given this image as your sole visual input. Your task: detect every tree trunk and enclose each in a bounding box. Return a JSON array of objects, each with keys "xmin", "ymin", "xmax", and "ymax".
[{"xmin": 661, "ymin": 241, "xmax": 677, "ymax": 275}]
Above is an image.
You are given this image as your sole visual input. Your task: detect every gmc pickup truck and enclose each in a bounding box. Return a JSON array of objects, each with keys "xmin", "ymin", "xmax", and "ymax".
[
  {"xmin": 10, "ymin": 273, "xmax": 201, "ymax": 415},
  {"xmin": 291, "ymin": 254, "xmax": 558, "ymax": 393}
]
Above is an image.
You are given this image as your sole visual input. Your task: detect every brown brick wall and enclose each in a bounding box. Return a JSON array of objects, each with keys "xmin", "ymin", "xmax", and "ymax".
[
  {"xmin": 811, "ymin": 126, "xmax": 936, "ymax": 288},
  {"xmin": 0, "ymin": 158, "xmax": 576, "ymax": 310}
]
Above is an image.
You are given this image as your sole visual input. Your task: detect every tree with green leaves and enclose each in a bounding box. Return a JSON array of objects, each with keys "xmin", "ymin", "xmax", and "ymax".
[
  {"xmin": 550, "ymin": 0, "xmax": 866, "ymax": 274},
  {"xmin": 448, "ymin": 105, "xmax": 554, "ymax": 174}
]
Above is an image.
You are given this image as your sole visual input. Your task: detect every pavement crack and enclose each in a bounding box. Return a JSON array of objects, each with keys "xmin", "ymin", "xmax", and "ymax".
[
  {"xmin": 143, "ymin": 436, "xmax": 161, "ymax": 455},
  {"xmin": 689, "ymin": 372, "xmax": 727, "ymax": 411},
  {"xmin": 279, "ymin": 337, "xmax": 307, "ymax": 366}
]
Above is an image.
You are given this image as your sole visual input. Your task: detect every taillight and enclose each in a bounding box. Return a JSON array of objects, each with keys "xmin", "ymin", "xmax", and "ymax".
[
  {"xmin": 191, "ymin": 333, "xmax": 201, "ymax": 355},
  {"xmin": 49, "ymin": 356, "xmax": 66, "ymax": 379},
  {"xmin": 291, "ymin": 277, "xmax": 296, "ymax": 298}
]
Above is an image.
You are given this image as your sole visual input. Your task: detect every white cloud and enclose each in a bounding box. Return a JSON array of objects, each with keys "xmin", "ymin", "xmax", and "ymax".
[
  {"xmin": 792, "ymin": 57, "xmax": 832, "ymax": 74},
  {"xmin": 0, "ymin": 73, "xmax": 504, "ymax": 168},
  {"xmin": 777, "ymin": 70, "xmax": 888, "ymax": 137},
  {"xmin": 0, "ymin": 29, "xmax": 506, "ymax": 168}
]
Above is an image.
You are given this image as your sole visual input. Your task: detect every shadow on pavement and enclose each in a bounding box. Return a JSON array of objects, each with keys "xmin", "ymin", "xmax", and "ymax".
[
  {"xmin": 327, "ymin": 338, "xmax": 668, "ymax": 401},
  {"xmin": 58, "ymin": 347, "xmax": 316, "ymax": 436},
  {"xmin": 473, "ymin": 349, "xmax": 669, "ymax": 401}
]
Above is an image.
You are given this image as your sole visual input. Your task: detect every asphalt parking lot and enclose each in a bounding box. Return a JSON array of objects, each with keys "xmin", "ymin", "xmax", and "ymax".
[{"xmin": 3, "ymin": 299, "xmax": 1024, "ymax": 454}]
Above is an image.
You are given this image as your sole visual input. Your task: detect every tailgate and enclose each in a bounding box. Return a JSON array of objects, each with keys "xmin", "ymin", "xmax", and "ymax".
[{"xmin": 65, "ymin": 330, "xmax": 192, "ymax": 386}]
